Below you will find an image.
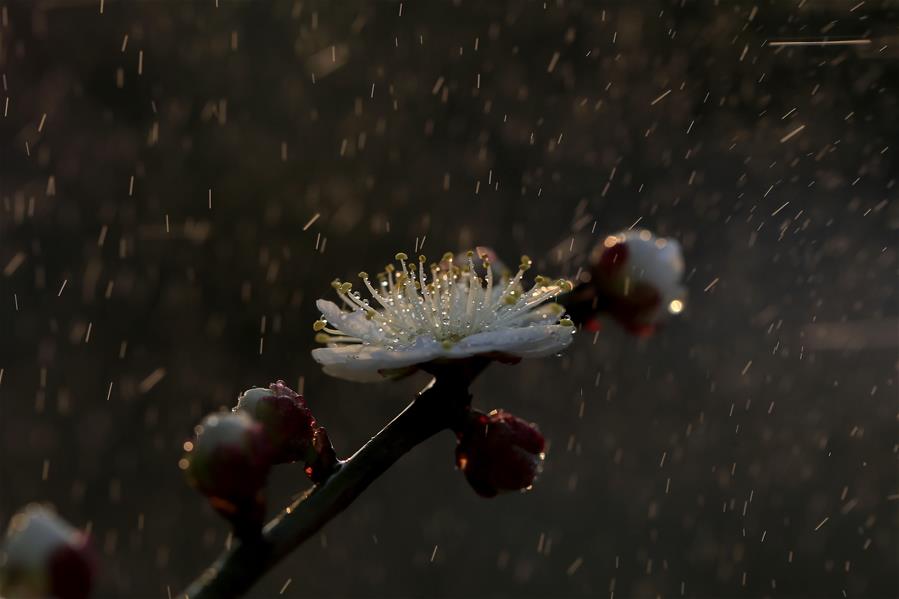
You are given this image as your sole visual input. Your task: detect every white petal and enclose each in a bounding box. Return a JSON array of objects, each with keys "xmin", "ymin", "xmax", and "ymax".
[
  {"xmin": 516, "ymin": 303, "xmax": 564, "ymax": 325},
  {"xmin": 312, "ymin": 338, "xmax": 443, "ymax": 382},
  {"xmin": 623, "ymin": 233, "xmax": 684, "ymax": 291},
  {"xmin": 449, "ymin": 324, "xmax": 574, "ymax": 358},
  {"xmin": 316, "ymin": 299, "xmax": 378, "ymax": 340}
]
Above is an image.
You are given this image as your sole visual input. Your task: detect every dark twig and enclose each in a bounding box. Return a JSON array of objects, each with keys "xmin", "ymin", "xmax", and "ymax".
[{"xmin": 181, "ymin": 359, "xmax": 487, "ymax": 599}]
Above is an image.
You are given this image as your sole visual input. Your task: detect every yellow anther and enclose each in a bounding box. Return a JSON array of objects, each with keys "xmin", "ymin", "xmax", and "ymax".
[
  {"xmin": 503, "ymin": 295, "xmax": 518, "ymax": 305},
  {"xmin": 557, "ymin": 279, "xmax": 573, "ymax": 292},
  {"xmin": 559, "ymin": 318, "xmax": 574, "ymax": 327},
  {"xmin": 418, "ymin": 255, "xmax": 427, "ymax": 263},
  {"xmin": 466, "ymin": 250, "xmax": 474, "ymax": 257},
  {"xmin": 442, "ymin": 252, "xmax": 454, "ymax": 262},
  {"xmin": 385, "ymin": 264, "xmax": 395, "ymax": 273},
  {"xmin": 534, "ymin": 275, "xmax": 547, "ymax": 285},
  {"xmin": 314, "ymin": 333, "xmax": 331, "ymax": 343},
  {"xmin": 330, "ymin": 279, "xmax": 342, "ymax": 289},
  {"xmin": 395, "ymin": 252, "xmax": 408, "ymax": 261},
  {"xmin": 358, "ymin": 271, "xmax": 369, "ymax": 279},
  {"xmin": 441, "ymin": 340, "xmax": 454, "ymax": 349},
  {"xmin": 339, "ymin": 282, "xmax": 353, "ymax": 294},
  {"xmin": 312, "ymin": 319, "xmax": 327, "ymax": 332}
]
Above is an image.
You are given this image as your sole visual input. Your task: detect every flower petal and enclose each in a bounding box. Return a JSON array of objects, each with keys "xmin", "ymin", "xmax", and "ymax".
[
  {"xmin": 448, "ymin": 324, "xmax": 573, "ymax": 359},
  {"xmin": 312, "ymin": 338, "xmax": 444, "ymax": 382},
  {"xmin": 625, "ymin": 235, "xmax": 684, "ymax": 292},
  {"xmin": 516, "ymin": 303, "xmax": 565, "ymax": 325},
  {"xmin": 316, "ymin": 299, "xmax": 377, "ymax": 340}
]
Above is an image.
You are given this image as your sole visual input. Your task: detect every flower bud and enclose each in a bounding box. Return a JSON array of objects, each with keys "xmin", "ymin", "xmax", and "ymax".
[
  {"xmin": 0, "ymin": 505, "xmax": 96, "ymax": 599},
  {"xmin": 234, "ymin": 381, "xmax": 317, "ymax": 465},
  {"xmin": 587, "ymin": 229, "xmax": 686, "ymax": 336},
  {"xmin": 454, "ymin": 410, "xmax": 545, "ymax": 498},
  {"xmin": 181, "ymin": 412, "xmax": 271, "ymax": 537}
]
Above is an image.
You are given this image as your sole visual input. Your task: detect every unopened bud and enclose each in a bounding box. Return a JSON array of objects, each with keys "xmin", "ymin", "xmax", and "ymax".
[
  {"xmin": 182, "ymin": 412, "xmax": 271, "ymax": 537},
  {"xmin": 0, "ymin": 506, "xmax": 96, "ymax": 599},
  {"xmin": 234, "ymin": 381, "xmax": 317, "ymax": 465},
  {"xmin": 455, "ymin": 410, "xmax": 545, "ymax": 498}
]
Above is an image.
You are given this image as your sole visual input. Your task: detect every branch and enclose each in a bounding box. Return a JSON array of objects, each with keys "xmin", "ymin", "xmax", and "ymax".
[{"xmin": 181, "ymin": 361, "xmax": 486, "ymax": 599}]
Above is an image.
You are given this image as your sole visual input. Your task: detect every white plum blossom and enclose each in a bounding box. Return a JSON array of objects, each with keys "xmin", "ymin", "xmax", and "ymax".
[{"xmin": 311, "ymin": 250, "xmax": 576, "ymax": 382}]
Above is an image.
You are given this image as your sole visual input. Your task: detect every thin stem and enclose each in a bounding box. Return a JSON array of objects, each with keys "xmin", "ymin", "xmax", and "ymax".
[{"xmin": 181, "ymin": 361, "xmax": 486, "ymax": 599}]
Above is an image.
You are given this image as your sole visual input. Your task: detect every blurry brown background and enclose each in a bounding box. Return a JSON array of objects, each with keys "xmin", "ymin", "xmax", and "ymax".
[{"xmin": 1, "ymin": 1, "xmax": 897, "ymax": 597}]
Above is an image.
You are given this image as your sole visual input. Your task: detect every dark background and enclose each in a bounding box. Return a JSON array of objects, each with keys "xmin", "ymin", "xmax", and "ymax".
[{"xmin": 1, "ymin": 1, "xmax": 897, "ymax": 597}]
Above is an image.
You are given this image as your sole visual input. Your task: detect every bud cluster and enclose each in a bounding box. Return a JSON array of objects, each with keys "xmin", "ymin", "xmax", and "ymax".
[{"xmin": 180, "ymin": 381, "xmax": 338, "ymax": 536}]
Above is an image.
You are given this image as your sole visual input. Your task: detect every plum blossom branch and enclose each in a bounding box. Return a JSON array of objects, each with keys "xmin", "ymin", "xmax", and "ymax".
[
  {"xmin": 0, "ymin": 236, "xmax": 684, "ymax": 598},
  {"xmin": 178, "ymin": 235, "xmax": 685, "ymax": 599}
]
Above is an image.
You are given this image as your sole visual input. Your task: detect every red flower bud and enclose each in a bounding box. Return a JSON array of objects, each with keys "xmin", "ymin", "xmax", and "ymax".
[
  {"xmin": 0, "ymin": 506, "xmax": 96, "ymax": 599},
  {"xmin": 234, "ymin": 381, "xmax": 317, "ymax": 465},
  {"xmin": 454, "ymin": 410, "xmax": 545, "ymax": 498},
  {"xmin": 181, "ymin": 412, "xmax": 271, "ymax": 537}
]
